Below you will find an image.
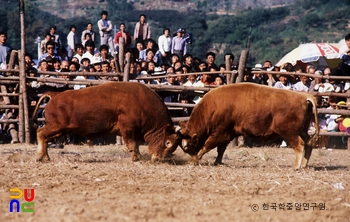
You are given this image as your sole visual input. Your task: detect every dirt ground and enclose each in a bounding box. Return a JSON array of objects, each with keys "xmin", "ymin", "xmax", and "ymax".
[{"xmin": 1, "ymin": 143, "xmax": 349, "ymax": 222}]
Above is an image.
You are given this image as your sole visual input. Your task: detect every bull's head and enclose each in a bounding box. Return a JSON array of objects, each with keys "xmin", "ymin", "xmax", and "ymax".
[
  {"xmin": 151, "ymin": 124, "xmax": 181, "ymax": 162},
  {"xmin": 175, "ymin": 121, "xmax": 200, "ymax": 156}
]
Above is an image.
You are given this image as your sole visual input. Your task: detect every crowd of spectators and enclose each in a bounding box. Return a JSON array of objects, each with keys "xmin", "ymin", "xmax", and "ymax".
[{"xmin": 0, "ymin": 10, "xmax": 350, "ymax": 145}]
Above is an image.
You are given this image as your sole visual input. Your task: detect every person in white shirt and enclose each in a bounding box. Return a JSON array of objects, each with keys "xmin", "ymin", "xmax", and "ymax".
[
  {"xmin": 67, "ymin": 25, "xmax": 78, "ymax": 59},
  {"xmin": 293, "ymin": 75, "xmax": 310, "ymax": 92},
  {"xmin": 158, "ymin": 28, "xmax": 172, "ymax": 65}
]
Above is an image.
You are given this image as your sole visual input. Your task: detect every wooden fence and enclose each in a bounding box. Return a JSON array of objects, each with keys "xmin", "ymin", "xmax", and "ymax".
[{"xmin": 2, "ymin": 46, "xmax": 350, "ymax": 148}]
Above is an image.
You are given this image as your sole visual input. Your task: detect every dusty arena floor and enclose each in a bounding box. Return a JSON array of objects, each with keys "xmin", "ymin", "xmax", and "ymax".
[{"xmin": 0, "ymin": 143, "xmax": 349, "ymax": 222}]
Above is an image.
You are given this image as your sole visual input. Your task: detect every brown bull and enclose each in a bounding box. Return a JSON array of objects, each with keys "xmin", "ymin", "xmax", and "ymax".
[
  {"xmin": 177, "ymin": 83, "xmax": 319, "ymax": 170},
  {"xmin": 32, "ymin": 82, "xmax": 179, "ymax": 162}
]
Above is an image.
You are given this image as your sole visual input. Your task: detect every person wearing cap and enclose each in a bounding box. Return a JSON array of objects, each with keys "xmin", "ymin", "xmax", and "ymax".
[
  {"xmin": 274, "ymin": 73, "xmax": 293, "ymax": 90},
  {"xmin": 158, "ymin": 28, "xmax": 172, "ymax": 65},
  {"xmin": 171, "ymin": 28, "xmax": 187, "ymax": 62},
  {"xmin": 133, "ymin": 14, "xmax": 151, "ymax": 42},
  {"xmin": 97, "ymin": 11, "xmax": 114, "ymax": 54}
]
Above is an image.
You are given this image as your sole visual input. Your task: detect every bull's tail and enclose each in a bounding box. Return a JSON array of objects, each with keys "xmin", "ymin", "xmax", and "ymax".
[
  {"xmin": 31, "ymin": 92, "xmax": 57, "ymax": 129},
  {"xmin": 306, "ymin": 96, "xmax": 319, "ymax": 147}
]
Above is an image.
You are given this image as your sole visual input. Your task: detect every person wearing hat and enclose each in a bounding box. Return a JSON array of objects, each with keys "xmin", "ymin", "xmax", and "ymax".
[
  {"xmin": 274, "ymin": 73, "xmax": 293, "ymax": 90},
  {"xmin": 171, "ymin": 28, "xmax": 187, "ymax": 62}
]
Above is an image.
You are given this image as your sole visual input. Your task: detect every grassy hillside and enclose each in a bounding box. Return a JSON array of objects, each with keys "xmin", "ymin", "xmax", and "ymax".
[{"xmin": 1, "ymin": 0, "xmax": 349, "ymax": 66}]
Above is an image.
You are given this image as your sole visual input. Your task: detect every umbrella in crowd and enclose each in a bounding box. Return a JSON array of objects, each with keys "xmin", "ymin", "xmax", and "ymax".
[{"xmin": 276, "ymin": 43, "xmax": 341, "ymax": 69}]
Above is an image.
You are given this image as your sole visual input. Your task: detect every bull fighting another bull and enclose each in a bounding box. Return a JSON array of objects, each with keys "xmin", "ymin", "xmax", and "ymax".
[
  {"xmin": 176, "ymin": 83, "xmax": 319, "ymax": 170},
  {"xmin": 32, "ymin": 82, "xmax": 179, "ymax": 162}
]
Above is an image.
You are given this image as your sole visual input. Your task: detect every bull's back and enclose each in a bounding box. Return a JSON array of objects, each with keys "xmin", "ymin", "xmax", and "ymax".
[
  {"xmin": 190, "ymin": 83, "xmax": 311, "ymax": 133},
  {"xmin": 44, "ymin": 82, "xmax": 172, "ymax": 128}
]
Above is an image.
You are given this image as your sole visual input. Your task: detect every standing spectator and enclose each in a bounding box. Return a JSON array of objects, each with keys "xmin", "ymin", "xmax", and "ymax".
[
  {"xmin": 97, "ymin": 11, "xmax": 114, "ymax": 54},
  {"xmin": 0, "ymin": 32, "xmax": 11, "ymax": 69},
  {"xmin": 49, "ymin": 25, "xmax": 62, "ymax": 47},
  {"xmin": 81, "ymin": 22, "xmax": 96, "ymax": 43},
  {"xmin": 171, "ymin": 28, "xmax": 187, "ymax": 62},
  {"xmin": 82, "ymin": 33, "xmax": 92, "ymax": 47},
  {"xmin": 338, "ymin": 33, "xmax": 350, "ymax": 76},
  {"xmin": 40, "ymin": 33, "xmax": 52, "ymax": 55},
  {"xmin": 114, "ymin": 23, "xmax": 132, "ymax": 52},
  {"xmin": 133, "ymin": 14, "xmax": 151, "ymax": 42},
  {"xmin": 158, "ymin": 28, "xmax": 172, "ymax": 65},
  {"xmin": 67, "ymin": 25, "xmax": 78, "ymax": 59},
  {"xmin": 38, "ymin": 41, "xmax": 61, "ymax": 62}
]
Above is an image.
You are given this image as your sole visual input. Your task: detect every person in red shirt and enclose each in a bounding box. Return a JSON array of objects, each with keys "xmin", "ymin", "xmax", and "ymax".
[{"xmin": 114, "ymin": 23, "xmax": 131, "ymax": 52}]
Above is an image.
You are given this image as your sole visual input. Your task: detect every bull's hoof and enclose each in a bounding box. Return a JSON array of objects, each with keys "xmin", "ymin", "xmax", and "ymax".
[
  {"xmin": 131, "ymin": 156, "xmax": 140, "ymax": 162},
  {"xmin": 189, "ymin": 157, "xmax": 199, "ymax": 165},
  {"xmin": 151, "ymin": 155, "xmax": 162, "ymax": 163},
  {"xmin": 214, "ymin": 161, "xmax": 224, "ymax": 166},
  {"xmin": 36, "ymin": 155, "xmax": 50, "ymax": 162}
]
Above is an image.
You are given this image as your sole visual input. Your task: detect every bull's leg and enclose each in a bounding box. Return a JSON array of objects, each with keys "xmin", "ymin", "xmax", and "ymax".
[
  {"xmin": 284, "ymin": 135, "xmax": 305, "ymax": 170},
  {"xmin": 302, "ymin": 144, "xmax": 313, "ymax": 168},
  {"xmin": 214, "ymin": 143, "xmax": 229, "ymax": 165},
  {"xmin": 124, "ymin": 139, "xmax": 141, "ymax": 162},
  {"xmin": 300, "ymin": 131, "xmax": 313, "ymax": 168},
  {"xmin": 195, "ymin": 134, "xmax": 231, "ymax": 165},
  {"xmin": 37, "ymin": 128, "xmax": 50, "ymax": 161},
  {"xmin": 36, "ymin": 126, "xmax": 64, "ymax": 161}
]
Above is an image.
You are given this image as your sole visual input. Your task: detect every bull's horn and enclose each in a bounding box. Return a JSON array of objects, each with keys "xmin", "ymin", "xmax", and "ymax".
[{"xmin": 175, "ymin": 126, "xmax": 181, "ymax": 132}]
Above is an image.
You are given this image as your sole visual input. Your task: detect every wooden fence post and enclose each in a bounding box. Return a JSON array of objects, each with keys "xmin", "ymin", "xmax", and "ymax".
[
  {"xmin": 235, "ymin": 50, "xmax": 249, "ymax": 83},
  {"xmin": 123, "ymin": 52, "xmax": 131, "ymax": 82},
  {"xmin": 118, "ymin": 37, "xmax": 125, "ymax": 73},
  {"xmin": 224, "ymin": 55, "xmax": 232, "ymax": 84}
]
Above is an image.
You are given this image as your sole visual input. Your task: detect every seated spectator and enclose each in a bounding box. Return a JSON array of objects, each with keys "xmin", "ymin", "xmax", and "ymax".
[
  {"xmin": 38, "ymin": 41, "xmax": 61, "ymax": 62},
  {"xmin": 274, "ymin": 74, "xmax": 293, "ymax": 90},
  {"xmin": 293, "ymin": 75, "xmax": 310, "ymax": 92},
  {"xmin": 213, "ymin": 75, "xmax": 225, "ymax": 86}
]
